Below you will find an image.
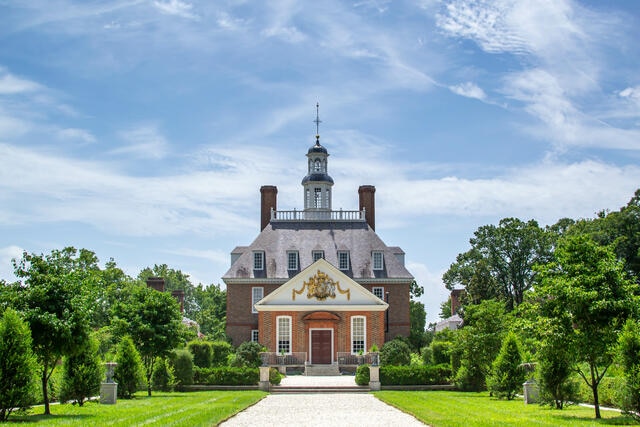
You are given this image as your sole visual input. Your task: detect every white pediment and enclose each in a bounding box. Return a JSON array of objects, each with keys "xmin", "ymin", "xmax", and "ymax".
[{"xmin": 255, "ymin": 258, "xmax": 388, "ymax": 312}]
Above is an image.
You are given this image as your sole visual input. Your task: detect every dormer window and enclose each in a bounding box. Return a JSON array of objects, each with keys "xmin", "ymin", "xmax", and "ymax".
[
  {"xmin": 253, "ymin": 251, "xmax": 264, "ymax": 270},
  {"xmin": 372, "ymin": 251, "xmax": 384, "ymax": 270},
  {"xmin": 287, "ymin": 251, "xmax": 299, "ymax": 270},
  {"xmin": 338, "ymin": 251, "xmax": 350, "ymax": 270},
  {"xmin": 312, "ymin": 250, "xmax": 324, "ymax": 262}
]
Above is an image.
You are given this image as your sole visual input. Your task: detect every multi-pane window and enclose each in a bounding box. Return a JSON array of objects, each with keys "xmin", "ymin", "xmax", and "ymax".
[
  {"xmin": 312, "ymin": 250, "xmax": 324, "ymax": 262},
  {"xmin": 338, "ymin": 251, "xmax": 350, "ymax": 270},
  {"xmin": 372, "ymin": 251, "xmax": 384, "ymax": 270},
  {"xmin": 277, "ymin": 316, "xmax": 291, "ymax": 354},
  {"xmin": 251, "ymin": 287, "xmax": 263, "ymax": 314},
  {"xmin": 251, "ymin": 329, "xmax": 259, "ymax": 342},
  {"xmin": 314, "ymin": 188, "xmax": 322, "ymax": 208},
  {"xmin": 351, "ymin": 316, "xmax": 366, "ymax": 354},
  {"xmin": 372, "ymin": 287, "xmax": 384, "ymax": 300},
  {"xmin": 253, "ymin": 251, "xmax": 264, "ymax": 270},
  {"xmin": 287, "ymin": 251, "xmax": 299, "ymax": 270}
]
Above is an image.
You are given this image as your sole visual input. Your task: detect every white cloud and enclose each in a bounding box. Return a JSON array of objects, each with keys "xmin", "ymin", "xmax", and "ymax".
[
  {"xmin": 153, "ymin": 0, "xmax": 198, "ymax": 20},
  {"xmin": 0, "ymin": 245, "xmax": 23, "ymax": 282},
  {"xmin": 57, "ymin": 127, "xmax": 96, "ymax": 144},
  {"xmin": 112, "ymin": 125, "xmax": 169, "ymax": 160},
  {"xmin": 620, "ymin": 86, "xmax": 640, "ymax": 102},
  {"xmin": 407, "ymin": 261, "xmax": 450, "ymax": 323},
  {"xmin": 449, "ymin": 81, "xmax": 486, "ymax": 100},
  {"xmin": 0, "ymin": 68, "xmax": 42, "ymax": 94}
]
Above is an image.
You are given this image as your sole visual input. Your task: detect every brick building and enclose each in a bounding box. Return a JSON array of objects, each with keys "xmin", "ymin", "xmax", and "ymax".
[{"xmin": 223, "ymin": 127, "xmax": 413, "ymax": 366}]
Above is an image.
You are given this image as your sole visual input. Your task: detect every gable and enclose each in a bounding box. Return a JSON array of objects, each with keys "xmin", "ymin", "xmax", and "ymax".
[{"xmin": 255, "ymin": 258, "xmax": 388, "ymax": 312}]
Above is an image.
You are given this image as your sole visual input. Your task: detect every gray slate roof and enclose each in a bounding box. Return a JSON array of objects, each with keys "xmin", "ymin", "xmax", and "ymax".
[{"xmin": 223, "ymin": 220, "xmax": 414, "ymax": 282}]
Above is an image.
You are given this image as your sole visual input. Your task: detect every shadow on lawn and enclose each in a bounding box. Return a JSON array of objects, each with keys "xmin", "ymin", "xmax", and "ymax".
[{"xmin": 551, "ymin": 413, "xmax": 639, "ymax": 425}]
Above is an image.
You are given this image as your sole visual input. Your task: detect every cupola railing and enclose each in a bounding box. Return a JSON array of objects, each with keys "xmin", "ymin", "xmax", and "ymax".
[{"xmin": 271, "ymin": 208, "xmax": 366, "ymax": 222}]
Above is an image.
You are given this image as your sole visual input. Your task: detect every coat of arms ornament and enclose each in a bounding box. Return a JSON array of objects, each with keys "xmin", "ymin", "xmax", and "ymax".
[{"xmin": 292, "ymin": 270, "xmax": 350, "ymax": 301}]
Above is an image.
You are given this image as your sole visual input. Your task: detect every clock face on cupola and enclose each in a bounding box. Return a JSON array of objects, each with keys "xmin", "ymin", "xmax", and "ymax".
[{"xmin": 302, "ymin": 103, "xmax": 334, "ymax": 211}]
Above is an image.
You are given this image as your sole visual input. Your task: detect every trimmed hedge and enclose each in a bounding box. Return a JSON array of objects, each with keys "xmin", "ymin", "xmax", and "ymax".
[
  {"xmin": 380, "ymin": 364, "xmax": 451, "ymax": 386},
  {"xmin": 355, "ymin": 364, "xmax": 370, "ymax": 386},
  {"xmin": 193, "ymin": 367, "xmax": 259, "ymax": 386}
]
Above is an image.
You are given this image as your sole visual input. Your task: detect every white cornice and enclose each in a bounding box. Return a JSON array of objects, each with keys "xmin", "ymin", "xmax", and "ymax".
[{"xmin": 255, "ymin": 304, "xmax": 388, "ymax": 312}]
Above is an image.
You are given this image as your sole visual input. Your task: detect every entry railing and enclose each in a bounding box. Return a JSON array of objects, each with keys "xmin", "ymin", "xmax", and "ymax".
[
  {"xmin": 337, "ymin": 352, "xmax": 379, "ymax": 366},
  {"xmin": 260, "ymin": 352, "xmax": 307, "ymax": 367}
]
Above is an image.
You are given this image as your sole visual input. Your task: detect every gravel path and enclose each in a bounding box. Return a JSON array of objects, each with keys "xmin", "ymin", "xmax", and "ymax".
[{"xmin": 219, "ymin": 393, "xmax": 426, "ymax": 426}]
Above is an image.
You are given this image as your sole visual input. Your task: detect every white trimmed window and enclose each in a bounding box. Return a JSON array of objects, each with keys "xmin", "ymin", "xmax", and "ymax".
[
  {"xmin": 253, "ymin": 251, "xmax": 264, "ymax": 270},
  {"xmin": 314, "ymin": 188, "xmax": 322, "ymax": 208},
  {"xmin": 277, "ymin": 316, "xmax": 292, "ymax": 354},
  {"xmin": 287, "ymin": 251, "xmax": 299, "ymax": 270},
  {"xmin": 372, "ymin": 251, "xmax": 384, "ymax": 270},
  {"xmin": 251, "ymin": 329, "xmax": 259, "ymax": 342},
  {"xmin": 351, "ymin": 316, "xmax": 366, "ymax": 354},
  {"xmin": 338, "ymin": 251, "xmax": 350, "ymax": 270},
  {"xmin": 252, "ymin": 287, "xmax": 263, "ymax": 314},
  {"xmin": 372, "ymin": 287, "xmax": 384, "ymax": 300},
  {"xmin": 312, "ymin": 250, "xmax": 324, "ymax": 262}
]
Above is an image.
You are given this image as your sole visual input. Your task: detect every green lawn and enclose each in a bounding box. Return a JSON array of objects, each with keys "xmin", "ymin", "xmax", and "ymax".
[
  {"xmin": 374, "ymin": 391, "xmax": 639, "ymax": 427},
  {"xmin": 8, "ymin": 390, "xmax": 266, "ymax": 426}
]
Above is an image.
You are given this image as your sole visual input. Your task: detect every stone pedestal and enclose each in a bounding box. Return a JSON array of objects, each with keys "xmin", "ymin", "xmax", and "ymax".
[
  {"xmin": 100, "ymin": 382, "xmax": 118, "ymax": 404},
  {"xmin": 523, "ymin": 379, "xmax": 539, "ymax": 404},
  {"xmin": 259, "ymin": 366, "xmax": 271, "ymax": 392},
  {"xmin": 369, "ymin": 365, "xmax": 381, "ymax": 391}
]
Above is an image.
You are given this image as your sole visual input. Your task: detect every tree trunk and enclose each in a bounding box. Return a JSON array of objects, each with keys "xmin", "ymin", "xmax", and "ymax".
[
  {"xmin": 590, "ymin": 364, "xmax": 601, "ymax": 419},
  {"xmin": 41, "ymin": 365, "xmax": 50, "ymax": 415}
]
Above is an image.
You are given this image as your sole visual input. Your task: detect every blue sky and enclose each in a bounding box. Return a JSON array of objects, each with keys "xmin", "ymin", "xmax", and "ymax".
[{"xmin": 1, "ymin": 0, "xmax": 639, "ymax": 324}]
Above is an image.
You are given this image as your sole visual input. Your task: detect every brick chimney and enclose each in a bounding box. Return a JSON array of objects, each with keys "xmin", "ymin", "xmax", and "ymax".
[
  {"xmin": 358, "ymin": 185, "xmax": 376, "ymax": 231},
  {"xmin": 260, "ymin": 185, "xmax": 277, "ymax": 230},
  {"xmin": 450, "ymin": 289, "xmax": 465, "ymax": 315},
  {"xmin": 171, "ymin": 290, "xmax": 185, "ymax": 314},
  {"xmin": 146, "ymin": 277, "xmax": 165, "ymax": 292}
]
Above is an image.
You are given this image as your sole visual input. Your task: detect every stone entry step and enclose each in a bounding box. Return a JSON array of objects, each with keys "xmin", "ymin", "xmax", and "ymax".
[
  {"xmin": 304, "ymin": 364, "xmax": 340, "ymax": 376},
  {"xmin": 271, "ymin": 385, "xmax": 369, "ymax": 394}
]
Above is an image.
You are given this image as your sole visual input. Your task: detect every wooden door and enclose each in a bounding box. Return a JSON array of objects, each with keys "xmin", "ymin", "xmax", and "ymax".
[{"xmin": 311, "ymin": 330, "xmax": 332, "ymax": 364}]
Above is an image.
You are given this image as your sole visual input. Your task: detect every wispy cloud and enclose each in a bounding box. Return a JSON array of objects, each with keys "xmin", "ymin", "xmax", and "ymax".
[
  {"xmin": 112, "ymin": 125, "xmax": 169, "ymax": 160},
  {"xmin": 0, "ymin": 67, "xmax": 42, "ymax": 94},
  {"xmin": 449, "ymin": 81, "xmax": 486, "ymax": 100},
  {"xmin": 153, "ymin": 0, "xmax": 198, "ymax": 20},
  {"xmin": 57, "ymin": 127, "xmax": 96, "ymax": 144}
]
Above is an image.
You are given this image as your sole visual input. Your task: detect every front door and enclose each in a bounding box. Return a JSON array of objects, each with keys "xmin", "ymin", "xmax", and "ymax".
[{"xmin": 311, "ymin": 330, "xmax": 332, "ymax": 364}]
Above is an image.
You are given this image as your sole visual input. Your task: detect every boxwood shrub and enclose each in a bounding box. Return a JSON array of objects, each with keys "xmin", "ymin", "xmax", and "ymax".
[
  {"xmin": 193, "ymin": 367, "xmax": 259, "ymax": 386},
  {"xmin": 355, "ymin": 364, "xmax": 370, "ymax": 386},
  {"xmin": 380, "ymin": 364, "xmax": 451, "ymax": 386}
]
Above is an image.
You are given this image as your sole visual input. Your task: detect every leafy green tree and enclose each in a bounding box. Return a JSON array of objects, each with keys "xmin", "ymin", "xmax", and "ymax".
[
  {"xmin": 568, "ymin": 190, "xmax": 640, "ymax": 282},
  {"xmin": 114, "ymin": 336, "xmax": 144, "ymax": 399},
  {"xmin": 138, "ymin": 265, "xmax": 197, "ymax": 317},
  {"xmin": 535, "ymin": 234, "xmax": 638, "ymax": 418},
  {"xmin": 617, "ymin": 319, "xmax": 640, "ymax": 420},
  {"xmin": 152, "ymin": 357, "xmax": 175, "ymax": 392},
  {"xmin": 444, "ymin": 218, "xmax": 553, "ymax": 310},
  {"xmin": 10, "ymin": 247, "xmax": 96, "ymax": 415},
  {"xmin": 380, "ymin": 338, "xmax": 412, "ymax": 366},
  {"xmin": 111, "ymin": 283, "xmax": 182, "ymax": 396},
  {"xmin": 453, "ymin": 299, "xmax": 508, "ymax": 391},
  {"xmin": 487, "ymin": 332, "xmax": 525, "ymax": 400},
  {"xmin": 0, "ymin": 308, "xmax": 38, "ymax": 422},
  {"xmin": 439, "ymin": 298, "xmax": 452, "ymax": 319},
  {"xmin": 536, "ymin": 318, "xmax": 578, "ymax": 409},
  {"xmin": 193, "ymin": 283, "xmax": 228, "ymax": 341},
  {"xmin": 60, "ymin": 335, "xmax": 102, "ymax": 406},
  {"xmin": 409, "ymin": 300, "xmax": 427, "ymax": 351}
]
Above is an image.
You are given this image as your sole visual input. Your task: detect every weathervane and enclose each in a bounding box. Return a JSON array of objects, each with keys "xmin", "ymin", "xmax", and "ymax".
[{"xmin": 313, "ymin": 102, "xmax": 322, "ymax": 143}]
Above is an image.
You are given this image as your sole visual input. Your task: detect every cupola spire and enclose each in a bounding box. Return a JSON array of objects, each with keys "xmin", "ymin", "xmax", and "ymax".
[{"xmin": 302, "ymin": 103, "xmax": 333, "ymax": 211}]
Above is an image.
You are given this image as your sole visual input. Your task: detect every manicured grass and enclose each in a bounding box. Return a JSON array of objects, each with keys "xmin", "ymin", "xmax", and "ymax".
[
  {"xmin": 9, "ymin": 390, "xmax": 267, "ymax": 426},
  {"xmin": 374, "ymin": 391, "xmax": 639, "ymax": 427}
]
